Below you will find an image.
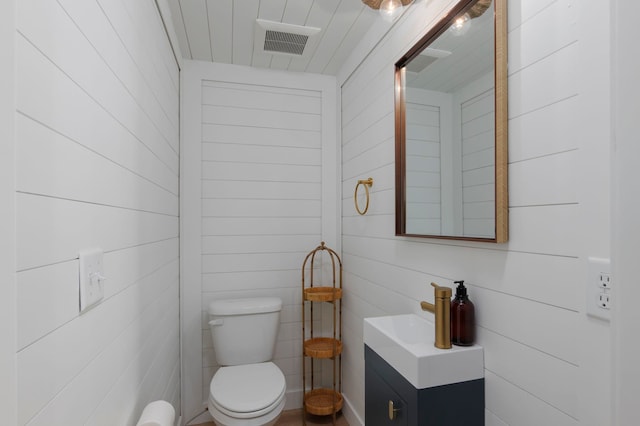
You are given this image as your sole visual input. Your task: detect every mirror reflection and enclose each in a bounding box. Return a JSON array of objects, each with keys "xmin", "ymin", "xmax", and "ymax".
[{"xmin": 395, "ymin": 0, "xmax": 507, "ymax": 242}]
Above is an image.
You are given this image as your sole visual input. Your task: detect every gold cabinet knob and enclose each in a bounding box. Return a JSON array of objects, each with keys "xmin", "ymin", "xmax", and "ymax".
[{"xmin": 388, "ymin": 400, "xmax": 400, "ymax": 420}]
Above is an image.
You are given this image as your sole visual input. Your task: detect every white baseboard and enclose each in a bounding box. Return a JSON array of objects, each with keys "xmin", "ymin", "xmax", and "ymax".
[
  {"xmin": 341, "ymin": 393, "xmax": 364, "ymax": 426},
  {"xmin": 284, "ymin": 388, "xmax": 303, "ymax": 410},
  {"xmin": 186, "ymin": 389, "xmax": 302, "ymax": 425},
  {"xmin": 185, "ymin": 406, "xmax": 211, "ymax": 425},
  {"xmin": 184, "ymin": 389, "xmax": 361, "ymax": 425}
]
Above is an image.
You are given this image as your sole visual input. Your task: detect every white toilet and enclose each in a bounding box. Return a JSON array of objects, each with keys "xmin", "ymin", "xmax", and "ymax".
[{"xmin": 207, "ymin": 297, "xmax": 286, "ymax": 426}]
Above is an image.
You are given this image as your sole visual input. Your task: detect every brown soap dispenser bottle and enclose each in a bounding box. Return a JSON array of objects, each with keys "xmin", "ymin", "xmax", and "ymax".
[{"xmin": 451, "ymin": 280, "xmax": 475, "ymax": 346}]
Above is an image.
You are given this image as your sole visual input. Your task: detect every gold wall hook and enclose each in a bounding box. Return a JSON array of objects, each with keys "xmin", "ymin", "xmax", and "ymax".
[{"xmin": 354, "ymin": 178, "xmax": 373, "ymax": 215}]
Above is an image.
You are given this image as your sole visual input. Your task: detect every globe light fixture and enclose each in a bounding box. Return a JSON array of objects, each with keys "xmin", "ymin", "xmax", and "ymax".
[{"xmin": 361, "ymin": 0, "xmax": 414, "ymax": 22}]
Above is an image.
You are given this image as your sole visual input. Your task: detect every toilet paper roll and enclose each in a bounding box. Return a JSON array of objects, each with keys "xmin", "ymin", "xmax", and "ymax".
[{"xmin": 136, "ymin": 400, "xmax": 176, "ymax": 426}]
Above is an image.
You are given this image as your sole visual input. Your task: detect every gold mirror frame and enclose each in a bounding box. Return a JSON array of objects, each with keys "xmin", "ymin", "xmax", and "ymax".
[{"xmin": 395, "ymin": 0, "xmax": 508, "ymax": 242}]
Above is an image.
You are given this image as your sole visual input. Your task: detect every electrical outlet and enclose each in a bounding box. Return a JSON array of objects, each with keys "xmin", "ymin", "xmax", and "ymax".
[
  {"xmin": 598, "ymin": 292, "xmax": 611, "ymax": 309},
  {"xmin": 599, "ymin": 273, "xmax": 611, "ymax": 289},
  {"xmin": 587, "ymin": 257, "xmax": 611, "ymax": 321}
]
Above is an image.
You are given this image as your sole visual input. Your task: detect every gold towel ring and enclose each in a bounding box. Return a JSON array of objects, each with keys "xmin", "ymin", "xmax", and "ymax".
[{"xmin": 354, "ymin": 178, "xmax": 374, "ymax": 215}]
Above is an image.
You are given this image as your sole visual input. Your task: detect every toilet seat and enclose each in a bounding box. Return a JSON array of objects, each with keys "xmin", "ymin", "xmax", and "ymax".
[{"xmin": 210, "ymin": 362, "xmax": 286, "ymax": 419}]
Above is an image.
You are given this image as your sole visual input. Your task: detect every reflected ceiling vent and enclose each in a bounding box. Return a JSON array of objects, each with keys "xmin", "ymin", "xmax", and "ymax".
[
  {"xmin": 254, "ymin": 19, "xmax": 321, "ymax": 58},
  {"xmin": 406, "ymin": 48, "xmax": 452, "ymax": 74}
]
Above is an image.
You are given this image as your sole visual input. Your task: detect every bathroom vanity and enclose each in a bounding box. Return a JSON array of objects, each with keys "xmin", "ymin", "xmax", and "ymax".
[
  {"xmin": 365, "ymin": 346, "xmax": 484, "ymax": 425},
  {"xmin": 364, "ymin": 314, "xmax": 484, "ymax": 425}
]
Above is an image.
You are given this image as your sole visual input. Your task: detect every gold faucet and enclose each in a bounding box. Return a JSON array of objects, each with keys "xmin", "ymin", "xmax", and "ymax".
[{"xmin": 420, "ymin": 282, "xmax": 452, "ymax": 349}]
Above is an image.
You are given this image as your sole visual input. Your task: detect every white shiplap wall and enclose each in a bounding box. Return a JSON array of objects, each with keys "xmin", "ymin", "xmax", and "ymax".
[
  {"xmin": 1, "ymin": 0, "xmax": 17, "ymax": 423},
  {"xmin": 338, "ymin": 1, "xmax": 611, "ymax": 425},
  {"xmin": 405, "ymin": 89, "xmax": 443, "ymax": 235},
  {"xmin": 200, "ymin": 79, "xmax": 323, "ymax": 402},
  {"xmin": 180, "ymin": 61, "xmax": 338, "ymax": 421},
  {"xmin": 612, "ymin": 3, "xmax": 640, "ymax": 424},
  {"xmin": 459, "ymin": 77, "xmax": 494, "ymax": 238},
  {"xmin": 15, "ymin": 0, "xmax": 180, "ymax": 424}
]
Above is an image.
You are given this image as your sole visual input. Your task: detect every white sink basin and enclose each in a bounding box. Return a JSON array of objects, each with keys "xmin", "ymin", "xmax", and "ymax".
[{"xmin": 364, "ymin": 314, "xmax": 484, "ymax": 389}]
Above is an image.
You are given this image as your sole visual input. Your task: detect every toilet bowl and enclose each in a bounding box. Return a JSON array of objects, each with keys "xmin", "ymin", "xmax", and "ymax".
[
  {"xmin": 207, "ymin": 297, "xmax": 286, "ymax": 426},
  {"xmin": 208, "ymin": 362, "xmax": 285, "ymax": 426}
]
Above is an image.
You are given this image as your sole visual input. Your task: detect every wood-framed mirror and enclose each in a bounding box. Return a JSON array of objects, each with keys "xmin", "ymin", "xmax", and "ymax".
[{"xmin": 395, "ymin": 0, "xmax": 508, "ymax": 242}]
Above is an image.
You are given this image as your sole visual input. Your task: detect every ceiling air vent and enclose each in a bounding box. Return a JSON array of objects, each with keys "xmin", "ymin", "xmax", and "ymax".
[
  {"xmin": 255, "ymin": 19, "xmax": 321, "ymax": 58},
  {"xmin": 264, "ymin": 30, "xmax": 308, "ymax": 55},
  {"xmin": 406, "ymin": 48, "xmax": 452, "ymax": 74}
]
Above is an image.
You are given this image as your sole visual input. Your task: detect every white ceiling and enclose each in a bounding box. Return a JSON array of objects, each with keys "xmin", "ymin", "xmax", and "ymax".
[
  {"xmin": 164, "ymin": 0, "xmax": 384, "ymax": 76},
  {"xmin": 405, "ymin": 7, "xmax": 493, "ymax": 92}
]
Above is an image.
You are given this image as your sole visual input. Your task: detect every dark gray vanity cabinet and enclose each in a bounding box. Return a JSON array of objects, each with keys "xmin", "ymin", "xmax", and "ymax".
[{"xmin": 365, "ymin": 345, "xmax": 484, "ymax": 426}]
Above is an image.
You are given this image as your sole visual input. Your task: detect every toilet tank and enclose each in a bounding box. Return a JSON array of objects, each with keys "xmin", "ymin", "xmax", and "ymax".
[{"xmin": 208, "ymin": 297, "xmax": 282, "ymax": 366}]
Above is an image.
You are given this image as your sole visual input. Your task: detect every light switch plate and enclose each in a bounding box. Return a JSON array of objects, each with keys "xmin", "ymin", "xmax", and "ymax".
[
  {"xmin": 586, "ymin": 257, "xmax": 611, "ymax": 321},
  {"xmin": 79, "ymin": 248, "xmax": 105, "ymax": 313}
]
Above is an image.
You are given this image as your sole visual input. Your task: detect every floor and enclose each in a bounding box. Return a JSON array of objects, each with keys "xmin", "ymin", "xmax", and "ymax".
[{"xmin": 196, "ymin": 409, "xmax": 349, "ymax": 425}]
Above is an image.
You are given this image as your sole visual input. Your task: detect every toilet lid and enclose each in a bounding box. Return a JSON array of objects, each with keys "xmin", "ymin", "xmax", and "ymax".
[{"xmin": 211, "ymin": 362, "xmax": 286, "ymax": 414}]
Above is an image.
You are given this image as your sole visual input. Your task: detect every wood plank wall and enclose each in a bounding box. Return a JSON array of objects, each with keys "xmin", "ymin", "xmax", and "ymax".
[
  {"xmin": 15, "ymin": 0, "xmax": 180, "ymax": 424},
  {"xmin": 180, "ymin": 62, "xmax": 337, "ymax": 418},
  {"xmin": 459, "ymin": 77, "xmax": 495, "ymax": 238},
  {"xmin": 405, "ymin": 90, "xmax": 442, "ymax": 235},
  {"xmin": 1, "ymin": 0, "xmax": 17, "ymax": 423},
  {"xmin": 338, "ymin": 0, "xmax": 611, "ymax": 425},
  {"xmin": 199, "ymin": 79, "xmax": 324, "ymax": 404}
]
